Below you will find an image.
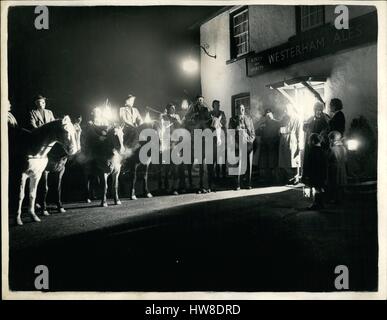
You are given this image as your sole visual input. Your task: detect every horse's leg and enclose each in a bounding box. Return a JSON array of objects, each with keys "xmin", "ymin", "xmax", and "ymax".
[
  {"xmin": 85, "ymin": 173, "xmax": 92, "ymax": 203},
  {"xmin": 130, "ymin": 163, "xmax": 138, "ymax": 200},
  {"xmin": 56, "ymin": 167, "xmax": 66, "ymax": 212},
  {"xmin": 164, "ymin": 163, "xmax": 170, "ymax": 191},
  {"xmin": 157, "ymin": 152, "xmax": 163, "ymax": 190},
  {"xmin": 178, "ymin": 163, "xmax": 186, "ymax": 192},
  {"xmin": 187, "ymin": 163, "xmax": 193, "ymax": 190},
  {"xmin": 112, "ymin": 168, "xmax": 121, "ymax": 205},
  {"xmin": 143, "ymin": 163, "xmax": 152, "ymax": 198},
  {"xmin": 100, "ymin": 172, "xmax": 108, "ymax": 207},
  {"xmin": 171, "ymin": 164, "xmax": 179, "ymax": 194},
  {"xmin": 16, "ymin": 173, "xmax": 28, "ymax": 226},
  {"xmin": 40, "ymin": 171, "xmax": 50, "ymax": 216},
  {"xmin": 28, "ymin": 175, "xmax": 42, "ymax": 223}
]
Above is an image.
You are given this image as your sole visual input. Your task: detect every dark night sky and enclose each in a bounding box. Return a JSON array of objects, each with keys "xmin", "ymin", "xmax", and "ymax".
[{"xmin": 7, "ymin": 5, "xmax": 220, "ymax": 124}]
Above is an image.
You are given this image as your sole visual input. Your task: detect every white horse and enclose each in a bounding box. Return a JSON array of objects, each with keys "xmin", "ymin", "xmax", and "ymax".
[{"xmin": 14, "ymin": 116, "xmax": 78, "ymax": 225}]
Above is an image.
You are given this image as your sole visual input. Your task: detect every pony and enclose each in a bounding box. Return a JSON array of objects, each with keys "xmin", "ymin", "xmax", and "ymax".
[
  {"xmin": 37, "ymin": 122, "xmax": 82, "ymax": 215},
  {"xmin": 121, "ymin": 121, "xmax": 158, "ymax": 200},
  {"xmin": 14, "ymin": 116, "xmax": 79, "ymax": 225},
  {"xmin": 80, "ymin": 125, "xmax": 124, "ymax": 207}
]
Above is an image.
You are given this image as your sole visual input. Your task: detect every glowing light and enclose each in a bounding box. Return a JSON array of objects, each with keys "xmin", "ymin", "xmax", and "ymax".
[
  {"xmin": 347, "ymin": 139, "xmax": 360, "ymax": 151},
  {"xmin": 144, "ymin": 112, "xmax": 152, "ymax": 124},
  {"xmin": 182, "ymin": 58, "xmax": 198, "ymax": 73}
]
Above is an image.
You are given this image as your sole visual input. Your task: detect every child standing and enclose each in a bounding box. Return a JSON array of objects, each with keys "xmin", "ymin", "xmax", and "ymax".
[
  {"xmin": 306, "ymin": 133, "xmax": 327, "ymax": 209},
  {"xmin": 327, "ymin": 131, "xmax": 348, "ymax": 204}
]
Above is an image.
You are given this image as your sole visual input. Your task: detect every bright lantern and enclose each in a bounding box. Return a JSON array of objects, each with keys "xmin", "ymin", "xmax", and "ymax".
[
  {"xmin": 182, "ymin": 58, "xmax": 198, "ymax": 73},
  {"xmin": 347, "ymin": 139, "xmax": 360, "ymax": 151}
]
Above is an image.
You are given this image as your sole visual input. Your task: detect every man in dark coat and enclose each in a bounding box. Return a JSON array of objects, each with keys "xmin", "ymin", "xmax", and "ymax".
[
  {"xmin": 257, "ymin": 109, "xmax": 281, "ymax": 183},
  {"xmin": 328, "ymin": 98, "xmax": 345, "ymax": 136},
  {"xmin": 229, "ymin": 104, "xmax": 255, "ymax": 190}
]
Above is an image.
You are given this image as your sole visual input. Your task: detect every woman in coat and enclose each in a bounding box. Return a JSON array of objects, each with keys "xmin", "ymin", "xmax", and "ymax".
[
  {"xmin": 302, "ymin": 101, "xmax": 330, "ymax": 183},
  {"xmin": 328, "ymin": 98, "xmax": 345, "ymax": 136}
]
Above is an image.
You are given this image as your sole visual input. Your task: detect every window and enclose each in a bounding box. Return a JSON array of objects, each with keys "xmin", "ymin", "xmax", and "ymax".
[
  {"xmin": 297, "ymin": 6, "xmax": 325, "ymax": 32},
  {"xmin": 232, "ymin": 93, "xmax": 250, "ymax": 117},
  {"xmin": 230, "ymin": 7, "xmax": 249, "ymax": 59}
]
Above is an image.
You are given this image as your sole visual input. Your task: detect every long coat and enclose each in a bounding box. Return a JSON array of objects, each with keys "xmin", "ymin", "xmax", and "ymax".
[
  {"xmin": 258, "ymin": 117, "xmax": 281, "ymax": 169},
  {"xmin": 327, "ymin": 142, "xmax": 348, "ymax": 187},
  {"xmin": 29, "ymin": 108, "xmax": 55, "ymax": 129},
  {"xmin": 278, "ymin": 115, "xmax": 300, "ymax": 169},
  {"xmin": 329, "ymin": 110, "xmax": 345, "ymax": 135},
  {"xmin": 302, "ymin": 114, "xmax": 330, "ymax": 179}
]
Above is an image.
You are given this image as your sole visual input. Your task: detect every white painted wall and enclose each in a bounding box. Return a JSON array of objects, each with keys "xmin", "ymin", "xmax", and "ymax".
[{"xmin": 200, "ymin": 5, "xmax": 377, "ymax": 132}]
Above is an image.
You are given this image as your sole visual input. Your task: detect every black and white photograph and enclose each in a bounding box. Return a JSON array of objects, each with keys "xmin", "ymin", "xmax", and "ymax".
[{"xmin": 1, "ymin": 0, "xmax": 386, "ymax": 299}]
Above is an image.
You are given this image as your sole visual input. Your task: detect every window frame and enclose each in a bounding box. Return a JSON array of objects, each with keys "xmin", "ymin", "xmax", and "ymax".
[
  {"xmin": 231, "ymin": 92, "xmax": 251, "ymax": 117},
  {"xmin": 229, "ymin": 6, "xmax": 250, "ymax": 60},
  {"xmin": 295, "ymin": 5, "xmax": 325, "ymax": 34}
]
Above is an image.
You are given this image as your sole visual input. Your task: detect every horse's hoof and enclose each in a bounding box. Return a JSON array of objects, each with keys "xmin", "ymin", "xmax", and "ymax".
[
  {"xmin": 146, "ymin": 193, "xmax": 153, "ymax": 198},
  {"xmin": 32, "ymin": 215, "xmax": 41, "ymax": 222},
  {"xmin": 86, "ymin": 199, "xmax": 91, "ymax": 203},
  {"xmin": 58, "ymin": 207, "xmax": 66, "ymax": 213},
  {"xmin": 16, "ymin": 217, "xmax": 23, "ymax": 226},
  {"xmin": 115, "ymin": 200, "xmax": 122, "ymax": 205},
  {"xmin": 43, "ymin": 210, "xmax": 50, "ymax": 216},
  {"xmin": 101, "ymin": 202, "xmax": 108, "ymax": 207},
  {"xmin": 131, "ymin": 195, "xmax": 137, "ymax": 200}
]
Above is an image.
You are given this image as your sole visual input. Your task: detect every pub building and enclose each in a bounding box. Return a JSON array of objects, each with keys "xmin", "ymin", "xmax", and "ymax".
[{"xmin": 197, "ymin": 5, "xmax": 378, "ymax": 179}]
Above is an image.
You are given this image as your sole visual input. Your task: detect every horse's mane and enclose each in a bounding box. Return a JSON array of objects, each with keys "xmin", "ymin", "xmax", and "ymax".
[{"xmin": 30, "ymin": 119, "xmax": 63, "ymax": 138}]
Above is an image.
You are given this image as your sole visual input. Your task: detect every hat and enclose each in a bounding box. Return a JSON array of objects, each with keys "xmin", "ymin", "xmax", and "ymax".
[
  {"xmin": 34, "ymin": 94, "xmax": 47, "ymax": 102},
  {"xmin": 126, "ymin": 94, "xmax": 136, "ymax": 99}
]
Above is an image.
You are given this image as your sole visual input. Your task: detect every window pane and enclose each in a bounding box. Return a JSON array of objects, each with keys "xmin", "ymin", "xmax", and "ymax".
[{"xmin": 231, "ymin": 8, "xmax": 249, "ymax": 58}]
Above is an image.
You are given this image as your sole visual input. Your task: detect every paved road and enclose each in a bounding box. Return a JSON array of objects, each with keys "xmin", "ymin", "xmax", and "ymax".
[{"xmin": 8, "ymin": 186, "xmax": 378, "ymax": 292}]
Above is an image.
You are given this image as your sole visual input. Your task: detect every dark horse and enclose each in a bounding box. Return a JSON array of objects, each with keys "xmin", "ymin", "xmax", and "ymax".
[
  {"xmin": 121, "ymin": 122, "xmax": 159, "ymax": 200},
  {"xmin": 12, "ymin": 117, "xmax": 79, "ymax": 225},
  {"xmin": 182, "ymin": 110, "xmax": 213, "ymax": 193},
  {"xmin": 37, "ymin": 123, "xmax": 82, "ymax": 215},
  {"xmin": 80, "ymin": 125, "xmax": 124, "ymax": 207}
]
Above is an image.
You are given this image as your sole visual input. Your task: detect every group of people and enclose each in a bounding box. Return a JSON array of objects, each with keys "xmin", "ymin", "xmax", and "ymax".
[
  {"xmin": 257, "ymin": 98, "xmax": 347, "ymax": 209},
  {"xmin": 8, "ymin": 92, "xmax": 348, "ymax": 211}
]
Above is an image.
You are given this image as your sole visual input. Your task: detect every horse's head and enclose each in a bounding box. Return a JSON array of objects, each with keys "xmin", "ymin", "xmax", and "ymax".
[
  {"xmin": 58, "ymin": 116, "xmax": 79, "ymax": 155},
  {"xmin": 108, "ymin": 126, "xmax": 125, "ymax": 154}
]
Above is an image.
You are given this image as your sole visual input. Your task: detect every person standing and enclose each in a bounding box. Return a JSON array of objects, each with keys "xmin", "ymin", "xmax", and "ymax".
[
  {"xmin": 306, "ymin": 133, "xmax": 327, "ymax": 210},
  {"xmin": 257, "ymin": 109, "xmax": 281, "ymax": 184},
  {"xmin": 278, "ymin": 105, "xmax": 301, "ymax": 184},
  {"xmin": 229, "ymin": 104, "xmax": 255, "ymax": 190},
  {"xmin": 327, "ymin": 131, "xmax": 348, "ymax": 204},
  {"xmin": 209, "ymin": 100, "xmax": 227, "ymax": 182},
  {"xmin": 302, "ymin": 101, "xmax": 330, "ymax": 183},
  {"xmin": 184, "ymin": 95, "xmax": 212, "ymax": 193},
  {"xmin": 328, "ymin": 98, "xmax": 345, "ymax": 136},
  {"xmin": 119, "ymin": 94, "xmax": 143, "ymax": 128},
  {"xmin": 159, "ymin": 103, "xmax": 182, "ymax": 195}
]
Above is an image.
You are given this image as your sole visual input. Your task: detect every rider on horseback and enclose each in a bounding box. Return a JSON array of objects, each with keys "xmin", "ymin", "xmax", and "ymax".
[{"xmin": 119, "ymin": 94, "xmax": 143, "ymax": 128}]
